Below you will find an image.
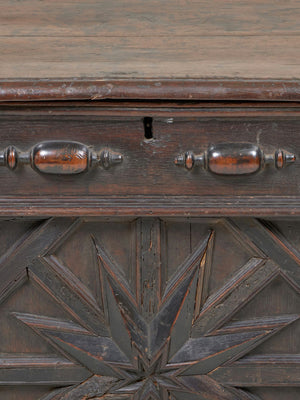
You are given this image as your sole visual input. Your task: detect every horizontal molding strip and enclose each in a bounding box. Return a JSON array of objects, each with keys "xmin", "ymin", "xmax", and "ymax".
[
  {"xmin": 0, "ymin": 196, "xmax": 299, "ymax": 217},
  {"xmin": 1, "ymin": 79, "xmax": 300, "ymax": 102}
]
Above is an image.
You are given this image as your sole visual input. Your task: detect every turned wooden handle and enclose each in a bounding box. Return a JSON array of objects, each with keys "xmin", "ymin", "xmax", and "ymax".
[
  {"xmin": 0, "ymin": 141, "xmax": 123, "ymax": 174},
  {"xmin": 174, "ymin": 143, "xmax": 296, "ymax": 175}
]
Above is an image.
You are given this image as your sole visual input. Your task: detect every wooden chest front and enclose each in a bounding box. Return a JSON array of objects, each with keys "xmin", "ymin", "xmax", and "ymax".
[{"xmin": 0, "ymin": 102, "xmax": 299, "ymax": 400}]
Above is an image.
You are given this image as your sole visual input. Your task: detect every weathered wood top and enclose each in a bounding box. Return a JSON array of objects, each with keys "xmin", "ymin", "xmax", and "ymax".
[{"xmin": 1, "ymin": 0, "xmax": 300, "ymax": 101}]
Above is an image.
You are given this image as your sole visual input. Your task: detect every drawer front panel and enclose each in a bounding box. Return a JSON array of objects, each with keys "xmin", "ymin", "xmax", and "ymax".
[{"xmin": 0, "ymin": 114, "xmax": 299, "ymax": 213}]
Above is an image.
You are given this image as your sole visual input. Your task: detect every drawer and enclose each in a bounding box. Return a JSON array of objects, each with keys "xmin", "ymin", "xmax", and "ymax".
[{"xmin": 0, "ymin": 107, "xmax": 299, "ymax": 215}]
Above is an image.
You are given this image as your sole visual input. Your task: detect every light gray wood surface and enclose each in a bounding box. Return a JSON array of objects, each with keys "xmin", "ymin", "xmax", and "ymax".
[{"xmin": 1, "ymin": 0, "xmax": 300, "ymax": 80}]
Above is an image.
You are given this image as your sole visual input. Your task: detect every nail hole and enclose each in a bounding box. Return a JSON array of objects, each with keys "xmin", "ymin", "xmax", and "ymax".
[{"xmin": 143, "ymin": 117, "xmax": 153, "ymax": 139}]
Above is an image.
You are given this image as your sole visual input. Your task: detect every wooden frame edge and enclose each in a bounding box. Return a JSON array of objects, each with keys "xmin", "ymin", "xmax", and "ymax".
[
  {"xmin": 0, "ymin": 196, "xmax": 299, "ymax": 217},
  {"xmin": 1, "ymin": 79, "xmax": 300, "ymax": 102}
]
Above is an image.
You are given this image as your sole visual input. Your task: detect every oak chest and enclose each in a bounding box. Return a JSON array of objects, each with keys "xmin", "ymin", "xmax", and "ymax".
[{"xmin": 0, "ymin": 1, "xmax": 299, "ymax": 399}]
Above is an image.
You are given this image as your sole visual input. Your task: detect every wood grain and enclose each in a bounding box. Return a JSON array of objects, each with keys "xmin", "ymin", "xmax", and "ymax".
[
  {"xmin": 0, "ymin": 35, "xmax": 299, "ymax": 80},
  {"xmin": 2, "ymin": 0, "xmax": 300, "ymax": 37},
  {"xmin": 0, "ymin": 4, "xmax": 299, "ymax": 400},
  {"xmin": 0, "ymin": 1, "xmax": 300, "ymax": 100}
]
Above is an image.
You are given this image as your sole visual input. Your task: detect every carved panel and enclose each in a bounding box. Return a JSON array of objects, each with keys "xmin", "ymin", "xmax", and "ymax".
[{"xmin": 0, "ymin": 217, "xmax": 299, "ymax": 399}]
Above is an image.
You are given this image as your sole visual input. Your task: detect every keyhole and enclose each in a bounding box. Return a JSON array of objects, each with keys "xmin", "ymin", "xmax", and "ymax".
[{"xmin": 143, "ymin": 117, "xmax": 153, "ymax": 139}]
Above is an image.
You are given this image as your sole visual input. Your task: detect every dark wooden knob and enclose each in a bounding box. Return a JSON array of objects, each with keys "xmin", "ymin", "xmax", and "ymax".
[
  {"xmin": 0, "ymin": 141, "xmax": 123, "ymax": 174},
  {"xmin": 175, "ymin": 143, "xmax": 296, "ymax": 175}
]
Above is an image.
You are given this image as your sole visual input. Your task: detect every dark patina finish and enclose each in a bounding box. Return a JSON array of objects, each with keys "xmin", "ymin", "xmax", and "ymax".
[{"xmin": 0, "ymin": 1, "xmax": 299, "ymax": 400}]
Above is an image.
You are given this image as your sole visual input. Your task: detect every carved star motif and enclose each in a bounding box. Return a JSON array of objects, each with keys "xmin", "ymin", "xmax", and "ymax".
[
  {"xmin": 12, "ymin": 225, "xmax": 299, "ymax": 400},
  {"xmin": 116, "ymin": 345, "xmax": 178, "ymax": 400}
]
